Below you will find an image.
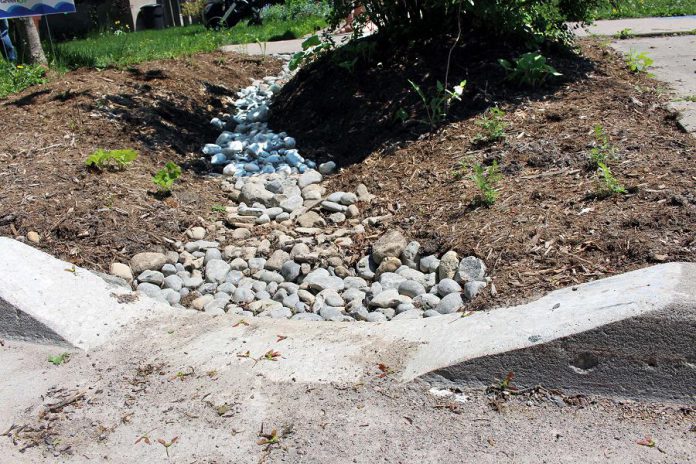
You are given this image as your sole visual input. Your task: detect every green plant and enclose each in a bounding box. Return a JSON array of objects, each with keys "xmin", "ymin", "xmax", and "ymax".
[
  {"xmin": 408, "ymin": 79, "xmax": 467, "ymax": 129},
  {"xmin": 597, "ymin": 162, "xmax": 626, "ymax": 196},
  {"xmin": 625, "ymin": 50, "xmax": 653, "ymax": 73},
  {"xmin": 289, "ymin": 34, "xmax": 335, "ymax": 71},
  {"xmin": 211, "ymin": 204, "xmax": 227, "ymax": 213},
  {"xmin": 85, "ymin": 148, "xmax": 138, "ymax": 171},
  {"xmin": 473, "ymin": 107, "xmax": 507, "ymax": 144},
  {"xmin": 0, "ymin": 62, "xmax": 47, "ymax": 99},
  {"xmin": 594, "ymin": 0, "xmax": 696, "ymax": 20},
  {"xmin": 48, "ymin": 353, "xmax": 70, "ymax": 366},
  {"xmin": 181, "ymin": 0, "xmax": 205, "ymax": 18},
  {"xmin": 613, "ymin": 28, "xmax": 634, "ymax": 39},
  {"xmin": 471, "ymin": 160, "xmax": 503, "ymax": 206},
  {"xmin": 152, "ymin": 162, "xmax": 182, "ymax": 192},
  {"xmin": 588, "ymin": 124, "xmax": 615, "ymax": 168},
  {"xmin": 499, "ymin": 53, "xmax": 561, "ymax": 88}
]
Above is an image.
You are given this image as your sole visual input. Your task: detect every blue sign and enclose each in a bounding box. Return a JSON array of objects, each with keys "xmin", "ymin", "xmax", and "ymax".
[{"xmin": 0, "ymin": 1, "xmax": 76, "ymax": 19}]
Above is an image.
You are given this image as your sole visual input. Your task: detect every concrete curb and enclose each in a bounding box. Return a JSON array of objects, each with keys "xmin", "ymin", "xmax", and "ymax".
[
  {"xmin": 1, "ymin": 238, "xmax": 694, "ymax": 400},
  {"xmin": 0, "ymin": 238, "xmax": 169, "ymax": 350},
  {"xmin": 574, "ymin": 16, "xmax": 696, "ymax": 38}
]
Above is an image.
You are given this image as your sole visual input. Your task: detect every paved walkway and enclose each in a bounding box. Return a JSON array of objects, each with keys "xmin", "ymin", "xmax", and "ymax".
[
  {"xmin": 612, "ymin": 34, "xmax": 696, "ymax": 135},
  {"xmin": 575, "ymin": 15, "xmax": 696, "ymax": 37}
]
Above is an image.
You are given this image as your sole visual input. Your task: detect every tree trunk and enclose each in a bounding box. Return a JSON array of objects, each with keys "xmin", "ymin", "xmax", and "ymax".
[{"xmin": 17, "ymin": 17, "xmax": 47, "ymax": 65}]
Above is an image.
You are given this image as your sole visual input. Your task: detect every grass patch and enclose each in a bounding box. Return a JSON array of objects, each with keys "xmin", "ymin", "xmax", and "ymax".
[
  {"xmin": 49, "ymin": 17, "xmax": 325, "ymax": 70},
  {"xmin": 594, "ymin": 0, "xmax": 696, "ymax": 19},
  {"xmin": 0, "ymin": 62, "xmax": 47, "ymax": 99}
]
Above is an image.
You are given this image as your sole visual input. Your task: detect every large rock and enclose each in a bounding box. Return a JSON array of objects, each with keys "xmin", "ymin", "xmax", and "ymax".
[
  {"xmin": 455, "ymin": 256, "xmax": 487, "ymax": 283},
  {"xmin": 438, "ymin": 251, "xmax": 459, "ymax": 281},
  {"xmin": 205, "ymin": 259, "xmax": 231, "ymax": 284},
  {"xmin": 240, "ymin": 182, "xmax": 275, "ymax": 207},
  {"xmin": 296, "ymin": 211, "xmax": 326, "ymax": 228},
  {"xmin": 266, "ymin": 250, "xmax": 291, "ymax": 271},
  {"xmin": 130, "ymin": 252, "xmax": 167, "ymax": 274},
  {"xmin": 372, "ymin": 230, "xmax": 408, "ymax": 264},
  {"xmin": 436, "ymin": 293, "xmax": 464, "ymax": 314},
  {"xmin": 304, "ymin": 269, "xmax": 345, "ymax": 293},
  {"xmin": 369, "ymin": 289, "xmax": 403, "ymax": 308},
  {"xmin": 298, "ymin": 170, "xmax": 322, "ymax": 188}
]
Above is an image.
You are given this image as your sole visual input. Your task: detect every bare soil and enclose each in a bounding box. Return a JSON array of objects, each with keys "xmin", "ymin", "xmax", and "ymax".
[
  {"xmin": 0, "ymin": 53, "xmax": 280, "ymax": 270},
  {"xmin": 272, "ymin": 38, "xmax": 696, "ymax": 308}
]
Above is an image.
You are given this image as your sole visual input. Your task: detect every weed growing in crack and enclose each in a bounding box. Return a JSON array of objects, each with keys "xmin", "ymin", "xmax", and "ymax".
[
  {"xmin": 625, "ymin": 50, "xmax": 653, "ymax": 73},
  {"xmin": 48, "ymin": 353, "xmax": 70, "ymax": 366}
]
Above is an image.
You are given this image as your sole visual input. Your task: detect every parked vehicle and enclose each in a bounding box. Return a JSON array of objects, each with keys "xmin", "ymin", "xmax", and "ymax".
[{"xmin": 202, "ymin": 0, "xmax": 263, "ymax": 29}]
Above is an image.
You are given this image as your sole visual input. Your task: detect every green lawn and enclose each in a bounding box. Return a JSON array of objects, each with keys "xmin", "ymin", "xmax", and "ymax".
[
  {"xmin": 50, "ymin": 16, "xmax": 325, "ymax": 70},
  {"xmin": 594, "ymin": 0, "xmax": 696, "ymax": 19}
]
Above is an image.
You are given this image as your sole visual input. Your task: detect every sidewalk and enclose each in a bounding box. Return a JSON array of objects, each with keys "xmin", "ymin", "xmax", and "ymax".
[{"xmin": 575, "ymin": 15, "xmax": 696, "ymax": 37}]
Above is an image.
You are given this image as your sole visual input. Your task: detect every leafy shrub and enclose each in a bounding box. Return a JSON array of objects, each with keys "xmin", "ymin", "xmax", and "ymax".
[
  {"xmin": 85, "ymin": 148, "xmax": 138, "ymax": 171},
  {"xmin": 499, "ymin": 53, "xmax": 561, "ymax": 88},
  {"xmin": 328, "ymin": 0, "xmax": 604, "ymax": 44},
  {"xmin": 471, "ymin": 161, "xmax": 503, "ymax": 206},
  {"xmin": 408, "ymin": 79, "xmax": 467, "ymax": 129},
  {"xmin": 181, "ymin": 0, "xmax": 206, "ymax": 18},
  {"xmin": 153, "ymin": 162, "xmax": 182, "ymax": 192},
  {"xmin": 262, "ymin": 0, "xmax": 330, "ymax": 22},
  {"xmin": 0, "ymin": 63, "xmax": 47, "ymax": 99},
  {"xmin": 474, "ymin": 107, "xmax": 507, "ymax": 144},
  {"xmin": 289, "ymin": 34, "xmax": 335, "ymax": 71},
  {"xmin": 588, "ymin": 124, "xmax": 615, "ymax": 169},
  {"xmin": 625, "ymin": 50, "xmax": 653, "ymax": 73},
  {"xmin": 613, "ymin": 28, "xmax": 634, "ymax": 39}
]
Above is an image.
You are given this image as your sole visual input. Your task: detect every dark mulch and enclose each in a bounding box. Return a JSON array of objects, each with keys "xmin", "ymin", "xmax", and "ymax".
[
  {"xmin": 272, "ymin": 38, "xmax": 695, "ymax": 308},
  {"xmin": 0, "ymin": 53, "xmax": 280, "ymax": 270}
]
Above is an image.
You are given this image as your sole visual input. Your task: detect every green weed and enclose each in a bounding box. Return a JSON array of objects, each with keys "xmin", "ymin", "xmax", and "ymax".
[
  {"xmin": 471, "ymin": 161, "xmax": 503, "ymax": 207},
  {"xmin": 613, "ymin": 28, "xmax": 634, "ymax": 39},
  {"xmin": 588, "ymin": 124, "xmax": 615, "ymax": 169},
  {"xmin": 499, "ymin": 53, "xmax": 561, "ymax": 88},
  {"xmin": 408, "ymin": 79, "xmax": 467, "ymax": 129},
  {"xmin": 594, "ymin": 0, "xmax": 696, "ymax": 19},
  {"xmin": 625, "ymin": 50, "xmax": 653, "ymax": 73},
  {"xmin": 0, "ymin": 63, "xmax": 47, "ymax": 99},
  {"xmin": 85, "ymin": 148, "xmax": 138, "ymax": 171},
  {"xmin": 153, "ymin": 162, "xmax": 182, "ymax": 192},
  {"xmin": 473, "ymin": 107, "xmax": 507, "ymax": 145},
  {"xmin": 48, "ymin": 353, "xmax": 70, "ymax": 366},
  {"xmin": 597, "ymin": 162, "xmax": 626, "ymax": 196}
]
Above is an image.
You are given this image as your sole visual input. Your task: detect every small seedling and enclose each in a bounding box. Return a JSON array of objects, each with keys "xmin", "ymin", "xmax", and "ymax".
[
  {"xmin": 625, "ymin": 50, "xmax": 653, "ymax": 73},
  {"xmin": 152, "ymin": 162, "xmax": 181, "ymax": 192},
  {"xmin": 473, "ymin": 107, "xmax": 507, "ymax": 144},
  {"xmin": 157, "ymin": 436, "xmax": 178, "ymax": 457},
  {"xmin": 408, "ymin": 79, "xmax": 467, "ymax": 128},
  {"xmin": 499, "ymin": 371, "xmax": 517, "ymax": 391},
  {"xmin": 262, "ymin": 350, "xmax": 282, "ymax": 362},
  {"xmin": 588, "ymin": 124, "xmax": 616, "ymax": 168},
  {"xmin": 393, "ymin": 107, "xmax": 409, "ymax": 124},
  {"xmin": 471, "ymin": 160, "xmax": 503, "ymax": 207},
  {"xmin": 597, "ymin": 162, "xmax": 626, "ymax": 196},
  {"xmin": 48, "ymin": 353, "xmax": 70, "ymax": 366},
  {"xmin": 135, "ymin": 430, "xmax": 156, "ymax": 445},
  {"xmin": 85, "ymin": 149, "xmax": 138, "ymax": 171},
  {"xmin": 499, "ymin": 53, "xmax": 561, "ymax": 88},
  {"xmin": 211, "ymin": 204, "xmax": 226, "ymax": 213},
  {"xmin": 614, "ymin": 28, "xmax": 634, "ymax": 39},
  {"xmin": 637, "ymin": 436, "xmax": 656, "ymax": 448},
  {"xmin": 257, "ymin": 427, "xmax": 280, "ymax": 448}
]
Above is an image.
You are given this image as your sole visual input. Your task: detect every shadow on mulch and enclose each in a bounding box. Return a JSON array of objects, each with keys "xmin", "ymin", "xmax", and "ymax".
[{"xmin": 270, "ymin": 32, "xmax": 595, "ymax": 168}]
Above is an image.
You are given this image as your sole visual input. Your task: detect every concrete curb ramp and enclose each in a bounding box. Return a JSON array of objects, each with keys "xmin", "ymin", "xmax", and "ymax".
[
  {"xmin": 1, "ymin": 238, "xmax": 694, "ymax": 400},
  {"xmin": 0, "ymin": 237, "xmax": 168, "ymax": 350}
]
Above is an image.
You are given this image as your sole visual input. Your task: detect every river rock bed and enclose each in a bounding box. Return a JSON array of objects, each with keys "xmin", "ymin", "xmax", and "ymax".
[{"xmin": 109, "ymin": 59, "xmax": 490, "ymax": 322}]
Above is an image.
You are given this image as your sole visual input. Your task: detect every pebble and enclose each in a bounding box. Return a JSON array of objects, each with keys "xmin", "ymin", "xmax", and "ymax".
[
  {"xmin": 292, "ymin": 313, "xmax": 324, "ymax": 321},
  {"xmin": 438, "ymin": 251, "xmax": 459, "ymax": 281},
  {"xmin": 369, "ymin": 289, "xmax": 403, "ymax": 308},
  {"xmin": 437, "ymin": 278, "xmax": 462, "ymax": 296},
  {"xmin": 138, "ymin": 270, "xmax": 164, "ymax": 286},
  {"xmin": 130, "ymin": 252, "xmax": 168, "ymax": 274},
  {"xmin": 455, "ymin": 256, "xmax": 487, "ymax": 283},
  {"xmin": 419, "ymin": 255, "xmax": 440, "ymax": 273},
  {"xmin": 187, "ymin": 227, "xmax": 206, "ymax": 240},
  {"xmin": 401, "ymin": 241, "xmax": 421, "ymax": 269},
  {"xmin": 110, "ymin": 263, "xmax": 133, "ymax": 282},
  {"xmin": 205, "ymin": 259, "xmax": 231, "ymax": 284},
  {"xmin": 304, "ymin": 268, "xmax": 345, "ymax": 292},
  {"xmin": 392, "ymin": 309, "xmax": 424, "ymax": 320},
  {"xmin": 27, "ymin": 231, "xmax": 40, "ymax": 243},
  {"xmin": 464, "ymin": 281, "xmax": 487, "ymax": 300},
  {"xmin": 398, "ymin": 280, "xmax": 426, "ymax": 298}
]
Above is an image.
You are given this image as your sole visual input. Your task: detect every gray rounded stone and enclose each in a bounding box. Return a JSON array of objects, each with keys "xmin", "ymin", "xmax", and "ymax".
[
  {"xmin": 281, "ymin": 261, "xmax": 301, "ymax": 282},
  {"xmin": 464, "ymin": 281, "xmax": 487, "ymax": 300},
  {"xmin": 419, "ymin": 255, "xmax": 440, "ymax": 273},
  {"xmin": 436, "ymin": 292, "xmax": 464, "ymax": 314},
  {"xmin": 206, "ymin": 259, "xmax": 231, "ymax": 284},
  {"xmin": 130, "ymin": 252, "xmax": 168, "ymax": 274},
  {"xmin": 401, "ymin": 241, "xmax": 421, "ymax": 270},
  {"xmin": 304, "ymin": 268, "xmax": 345, "ymax": 292},
  {"xmin": 423, "ymin": 309, "xmax": 442, "ymax": 318},
  {"xmin": 398, "ymin": 280, "xmax": 426, "ymax": 298},
  {"xmin": 372, "ymin": 230, "xmax": 408, "ymax": 264},
  {"xmin": 455, "ymin": 256, "xmax": 487, "ymax": 283},
  {"xmin": 291, "ymin": 313, "xmax": 324, "ymax": 321},
  {"xmin": 163, "ymin": 275, "xmax": 183, "ymax": 291},
  {"xmin": 365, "ymin": 312, "xmax": 388, "ymax": 323},
  {"xmin": 138, "ymin": 270, "xmax": 164, "ymax": 286},
  {"xmin": 231, "ymin": 287, "xmax": 255, "ymax": 304},
  {"xmin": 392, "ymin": 309, "xmax": 424, "ymax": 320},
  {"xmin": 413, "ymin": 293, "xmax": 441, "ymax": 310},
  {"xmin": 137, "ymin": 282, "xmax": 162, "ymax": 298},
  {"xmin": 438, "ymin": 251, "xmax": 459, "ymax": 281},
  {"xmin": 437, "ymin": 278, "xmax": 462, "ymax": 297}
]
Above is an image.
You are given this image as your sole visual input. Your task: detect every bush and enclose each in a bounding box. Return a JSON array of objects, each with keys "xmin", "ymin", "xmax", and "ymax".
[
  {"xmin": 262, "ymin": 0, "xmax": 331, "ymax": 22},
  {"xmin": 328, "ymin": 0, "xmax": 604, "ymax": 44}
]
